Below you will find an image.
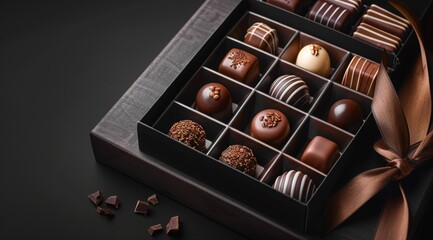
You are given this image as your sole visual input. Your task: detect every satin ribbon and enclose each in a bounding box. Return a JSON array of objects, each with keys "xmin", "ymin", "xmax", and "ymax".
[{"xmin": 324, "ymin": 1, "xmax": 433, "ymax": 240}]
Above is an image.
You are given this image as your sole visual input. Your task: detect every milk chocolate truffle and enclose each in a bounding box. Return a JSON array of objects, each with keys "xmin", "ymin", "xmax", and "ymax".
[
  {"xmin": 308, "ymin": 1, "xmax": 352, "ymax": 32},
  {"xmin": 266, "ymin": 0, "xmax": 312, "ymax": 14},
  {"xmin": 250, "ymin": 109, "xmax": 290, "ymax": 147},
  {"xmin": 195, "ymin": 83, "xmax": 232, "ymax": 121},
  {"xmin": 219, "ymin": 145, "xmax": 257, "ymax": 176},
  {"xmin": 218, "ymin": 48, "xmax": 260, "ymax": 85},
  {"xmin": 269, "ymin": 75, "xmax": 313, "ymax": 107},
  {"xmin": 328, "ymin": 99, "xmax": 363, "ymax": 132},
  {"xmin": 341, "ymin": 55, "xmax": 379, "ymax": 97},
  {"xmin": 168, "ymin": 120, "xmax": 206, "ymax": 152},
  {"xmin": 244, "ymin": 22, "xmax": 278, "ymax": 54},
  {"xmin": 272, "ymin": 170, "xmax": 316, "ymax": 203},
  {"xmin": 295, "ymin": 44, "xmax": 331, "ymax": 77},
  {"xmin": 301, "ymin": 136, "xmax": 340, "ymax": 174}
]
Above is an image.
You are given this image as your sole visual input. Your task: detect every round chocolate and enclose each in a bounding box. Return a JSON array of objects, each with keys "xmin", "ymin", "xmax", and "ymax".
[
  {"xmin": 168, "ymin": 120, "xmax": 206, "ymax": 152},
  {"xmin": 195, "ymin": 83, "xmax": 232, "ymax": 121},
  {"xmin": 244, "ymin": 22, "xmax": 279, "ymax": 54},
  {"xmin": 249, "ymin": 109, "xmax": 290, "ymax": 147},
  {"xmin": 272, "ymin": 170, "xmax": 316, "ymax": 203},
  {"xmin": 219, "ymin": 145, "xmax": 257, "ymax": 176},
  {"xmin": 269, "ymin": 75, "xmax": 313, "ymax": 107},
  {"xmin": 295, "ymin": 44, "xmax": 331, "ymax": 77},
  {"xmin": 327, "ymin": 99, "xmax": 363, "ymax": 132}
]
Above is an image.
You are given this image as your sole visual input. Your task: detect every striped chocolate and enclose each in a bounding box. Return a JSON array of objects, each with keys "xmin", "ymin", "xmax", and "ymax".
[
  {"xmin": 308, "ymin": 0, "xmax": 351, "ymax": 31},
  {"xmin": 363, "ymin": 4, "xmax": 409, "ymax": 39},
  {"xmin": 325, "ymin": 0, "xmax": 362, "ymax": 13},
  {"xmin": 272, "ymin": 170, "xmax": 316, "ymax": 203},
  {"xmin": 353, "ymin": 22, "xmax": 401, "ymax": 53},
  {"xmin": 244, "ymin": 22, "xmax": 279, "ymax": 54},
  {"xmin": 269, "ymin": 75, "xmax": 313, "ymax": 107},
  {"xmin": 341, "ymin": 55, "xmax": 379, "ymax": 97}
]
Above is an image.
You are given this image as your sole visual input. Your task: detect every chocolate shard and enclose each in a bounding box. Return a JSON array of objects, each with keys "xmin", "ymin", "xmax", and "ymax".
[
  {"xmin": 88, "ymin": 190, "xmax": 103, "ymax": 206},
  {"xmin": 147, "ymin": 224, "xmax": 163, "ymax": 236},
  {"xmin": 147, "ymin": 194, "xmax": 159, "ymax": 206},
  {"xmin": 105, "ymin": 195, "xmax": 120, "ymax": 209},
  {"xmin": 96, "ymin": 206, "xmax": 114, "ymax": 217},
  {"xmin": 134, "ymin": 200, "xmax": 149, "ymax": 215},
  {"xmin": 166, "ymin": 216, "xmax": 180, "ymax": 235}
]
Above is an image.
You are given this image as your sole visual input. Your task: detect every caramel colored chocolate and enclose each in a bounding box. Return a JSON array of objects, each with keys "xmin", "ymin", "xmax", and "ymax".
[
  {"xmin": 269, "ymin": 75, "xmax": 313, "ymax": 107},
  {"xmin": 301, "ymin": 136, "xmax": 340, "ymax": 174},
  {"xmin": 328, "ymin": 99, "xmax": 363, "ymax": 132},
  {"xmin": 195, "ymin": 83, "xmax": 232, "ymax": 121},
  {"xmin": 341, "ymin": 55, "xmax": 379, "ymax": 97},
  {"xmin": 272, "ymin": 170, "xmax": 316, "ymax": 203},
  {"xmin": 266, "ymin": 0, "xmax": 312, "ymax": 13},
  {"xmin": 244, "ymin": 22, "xmax": 278, "ymax": 54},
  {"xmin": 168, "ymin": 120, "xmax": 206, "ymax": 152},
  {"xmin": 250, "ymin": 109, "xmax": 290, "ymax": 147},
  {"xmin": 295, "ymin": 44, "xmax": 331, "ymax": 77},
  {"xmin": 218, "ymin": 48, "xmax": 260, "ymax": 85},
  {"xmin": 308, "ymin": 1, "xmax": 352, "ymax": 31},
  {"xmin": 219, "ymin": 145, "xmax": 257, "ymax": 176}
]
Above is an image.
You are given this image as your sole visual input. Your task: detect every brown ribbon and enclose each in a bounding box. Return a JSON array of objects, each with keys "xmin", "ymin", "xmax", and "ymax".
[{"xmin": 325, "ymin": 1, "xmax": 433, "ymax": 240}]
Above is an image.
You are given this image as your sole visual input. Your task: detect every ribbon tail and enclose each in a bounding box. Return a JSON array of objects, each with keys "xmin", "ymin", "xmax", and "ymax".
[
  {"xmin": 325, "ymin": 167, "xmax": 399, "ymax": 232},
  {"xmin": 412, "ymin": 131, "xmax": 433, "ymax": 161},
  {"xmin": 374, "ymin": 184, "xmax": 409, "ymax": 240}
]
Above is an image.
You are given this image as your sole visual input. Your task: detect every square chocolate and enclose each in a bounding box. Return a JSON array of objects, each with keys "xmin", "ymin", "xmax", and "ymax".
[
  {"xmin": 300, "ymin": 136, "xmax": 340, "ymax": 174},
  {"xmin": 218, "ymin": 48, "xmax": 260, "ymax": 85}
]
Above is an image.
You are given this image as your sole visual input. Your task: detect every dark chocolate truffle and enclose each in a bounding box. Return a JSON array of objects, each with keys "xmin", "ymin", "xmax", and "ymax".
[
  {"xmin": 269, "ymin": 75, "xmax": 313, "ymax": 107},
  {"xmin": 244, "ymin": 22, "xmax": 278, "ymax": 54},
  {"xmin": 295, "ymin": 44, "xmax": 331, "ymax": 77},
  {"xmin": 249, "ymin": 109, "xmax": 290, "ymax": 147},
  {"xmin": 341, "ymin": 55, "xmax": 379, "ymax": 97},
  {"xmin": 195, "ymin": 83, "xmax": 232, "ymax": 121},
  {"xmin": 300, "ymin": 136, "xmax": 340, "ymax": 174},
  {"xmin": 168, "ymin": 120, "xmax": 206, "ymax": 152},
  {"xmin": 272, "ymin": 170, "xmax": 316, "ymax": 203},
  {"xmin": 308, "ymin": 1, "xmax": 352, "ymax": 32},
  {"xmin": 218, "ymin": 48, "xmax": 260, "ymax": 85},
  {"xmin": 219, "ymin": 145, "xmax": 257, "ymax": 176},
  {"xmin": 266, "ymin": 0, "xmax": 312, "ymax": 14},
  {"xmin": 328, "ymin": 99, "xmax": 363, "ymax": 132}
]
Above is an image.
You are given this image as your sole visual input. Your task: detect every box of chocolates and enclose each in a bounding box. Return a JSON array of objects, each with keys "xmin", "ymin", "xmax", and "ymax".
[{"xmin": 91, "ymin": 0, "xmax": 433, "ymax": 239}]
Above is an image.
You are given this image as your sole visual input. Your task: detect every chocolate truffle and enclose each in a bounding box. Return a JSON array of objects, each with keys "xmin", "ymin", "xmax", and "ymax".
[
  {"xmin": 308, "ymin": 1, "xmax": 352, "ymax": 32},
  {"xmin": 301, "ymin": 136, "xmax": 340, "ymax": 174},
  {"xmin": 168, "ymin": 120, "xmax": 206, "ymax": 152},
  {"xmin": 250, "ymin": 109, "xmax": 290, "ymax": 147},
  {"xmin": 244, "ymin": 22, "xmax": 279, "ymax": 54},
  {"xmin": 195, "ymin": 83, "xmax": 232, "ymax": 121},
  {"xmin": 269, "ymin": 75, "xmax": 313, "ymax": 107},
  {"xmin": 272, "ymin": 170, "xmax": 316, "ymax": 203},
  {"xmin": 341, "ymin": 55, "xmax": 379, "ymax": 97},
  {"xmin": 219, "ymin": 145, "xmax": 257, "ymax": 176},
  {"xmin": 218, "ymin": 48, "xmax": 260, "ymax": 85},
  {"xmin": 328, "ymin": 99, "xmax": 363, "ymax": 132},
  {"xmin": 266, "ymin": 0, "xmax": 312, "ymax": 14},
  {"xmin": 295, "ymin": 44, "xmax": 331, "ymax": 77}
]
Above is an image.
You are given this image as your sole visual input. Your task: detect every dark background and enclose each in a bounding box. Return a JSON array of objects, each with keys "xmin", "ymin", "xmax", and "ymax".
[{"xmin": 0, "ymin": 1, "xmax": 432, "ymax": 239}]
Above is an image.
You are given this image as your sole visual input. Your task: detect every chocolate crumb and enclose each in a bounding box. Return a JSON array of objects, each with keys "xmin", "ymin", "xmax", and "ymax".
[
  {"xmin": 134, "ymin": 200, "xmax": 149, "ymax": 215},
  {"xmin": 88, "ymin": 191, "xmax": 103, "ymax": 206},
  {"xmin": 147, "ymin": 194, "xmax": 159, "ymax": 206},
  {"xmin": 148, "ymin": 224, "xmax": 163, "ymax": 236},
  {"xmin": 166, "ymin": 216, "xmax": 180, "ymax": 235},
  {"xmin": 96, "ymin": 206, "xmax": 114, "ymax": 217},
  {"xmin": 105, "ymin": 195, "xmax": 120, "ymax": 209}
]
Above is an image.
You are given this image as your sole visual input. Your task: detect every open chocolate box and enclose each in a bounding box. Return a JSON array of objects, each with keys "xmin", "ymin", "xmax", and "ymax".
[{"xmin": 92, "ymin": 0, "xmax": 433, "ymax": 239}]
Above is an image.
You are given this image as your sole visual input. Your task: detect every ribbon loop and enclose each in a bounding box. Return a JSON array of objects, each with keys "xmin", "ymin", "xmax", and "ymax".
[{"xmin": 387, "ymin": 157, "xmax": 413, "ymax": 180}]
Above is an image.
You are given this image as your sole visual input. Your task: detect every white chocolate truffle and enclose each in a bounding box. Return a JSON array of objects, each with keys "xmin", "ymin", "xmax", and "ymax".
[{"xmin": 295, "ymin": 44, "xmax": 331, "ymax": 77}]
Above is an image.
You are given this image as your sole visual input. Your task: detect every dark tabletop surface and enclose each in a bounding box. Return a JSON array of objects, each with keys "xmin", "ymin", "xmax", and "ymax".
[{"xmin": 1, "ymin": 0, "xmax": 433, "ymax": 239}]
